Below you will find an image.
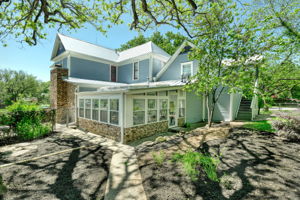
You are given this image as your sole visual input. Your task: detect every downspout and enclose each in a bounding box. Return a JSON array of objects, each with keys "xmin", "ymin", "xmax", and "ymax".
[{"xmin": 120, "ymin": 92, "xmax": 125, "ymax": 144}]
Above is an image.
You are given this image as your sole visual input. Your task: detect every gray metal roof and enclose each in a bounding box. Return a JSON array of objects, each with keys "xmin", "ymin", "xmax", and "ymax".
[{"xmin": 52, "ymin": 34, "xmax": 171, "ymax": 62}]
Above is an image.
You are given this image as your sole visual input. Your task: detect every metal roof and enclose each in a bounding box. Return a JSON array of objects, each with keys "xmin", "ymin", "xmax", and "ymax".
[{"xmin": 52, "ymin": 34, "xmax": 171, "ymax": 62}]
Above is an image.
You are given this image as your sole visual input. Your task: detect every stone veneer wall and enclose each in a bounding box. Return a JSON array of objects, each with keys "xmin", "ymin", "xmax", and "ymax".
[
  {"xmin": 178, "ymin": 117, "xmax": 185, "ymax": 127},
  {"xmin": 124, "ymin": 121, "xmax": 168, "ymax": 143},
  {"xmin": 50, "ymin": 67, "xmax": 76, "ymax": 123},
  {"xmin": 78, "ymin": 118, "xmax": 121, "ymax": 142}
]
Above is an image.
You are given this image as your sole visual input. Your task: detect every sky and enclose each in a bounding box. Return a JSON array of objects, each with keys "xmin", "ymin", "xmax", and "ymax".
[{"xmin": 0, "ymin": 22, "xmax": 176, "ymax": 82}]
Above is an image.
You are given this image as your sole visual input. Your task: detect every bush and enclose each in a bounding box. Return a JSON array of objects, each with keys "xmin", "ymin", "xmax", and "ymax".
[
  {"xmin": 1, "ymin": 101, "xmax": 54, "ymax": 140},
  {"xmin": 172, "ymin": 151, "xmax": 220, "ymax": 182},
  {"xmin": 184, "ymin": 122, "xmax": 191, "ymax": 128},
  {"xmin": 272, "ymin": 111, "xmax": 300, "ymax": 142}
]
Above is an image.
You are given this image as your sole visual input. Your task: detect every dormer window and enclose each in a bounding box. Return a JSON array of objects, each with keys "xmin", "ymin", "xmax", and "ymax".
[
  {"xmin": 181, "ymin": 61, "xmax": 193, "ymax": 79},
  {"xmin": 133, "ymin": 61, "xmax": 139, "ymax": 80}
]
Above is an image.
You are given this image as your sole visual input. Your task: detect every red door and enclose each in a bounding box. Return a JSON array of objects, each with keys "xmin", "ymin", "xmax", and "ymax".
[{"xmin": 111, "ymin": 66, "xmax": 117, "ymax": 82}]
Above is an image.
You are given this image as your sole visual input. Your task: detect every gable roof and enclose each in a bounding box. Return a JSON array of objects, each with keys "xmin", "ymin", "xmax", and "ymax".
[
  {"xmin": 154, "ymin": 40, "xmax": 196, "ymax": 80},
  {"xmin": 51, "ymin": 33, "xmax": 171, "ymax": 63}
]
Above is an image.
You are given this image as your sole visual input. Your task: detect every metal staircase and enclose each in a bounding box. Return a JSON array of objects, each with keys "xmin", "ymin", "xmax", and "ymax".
[{"xmin": 236, "ymin": 98, "xmax": 252, "ymax": 120}]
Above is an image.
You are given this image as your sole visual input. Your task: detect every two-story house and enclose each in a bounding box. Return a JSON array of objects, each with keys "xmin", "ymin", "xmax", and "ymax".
[{"xmin": 50, "ymin": 33, "xmax": 258, "ymax": 143}]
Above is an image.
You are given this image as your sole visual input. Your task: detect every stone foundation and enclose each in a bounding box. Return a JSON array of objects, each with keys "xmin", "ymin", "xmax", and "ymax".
[
  {"xmin": 78, "ymin": 118, "xmax": 121, "ymax": 142},
  {"xmin": 178, "ymin": 117, "xmax": 185, "ymax": 127},
  {"xmin": 124, "ymin": 121, "xmax": 168, "ymax": 143}
]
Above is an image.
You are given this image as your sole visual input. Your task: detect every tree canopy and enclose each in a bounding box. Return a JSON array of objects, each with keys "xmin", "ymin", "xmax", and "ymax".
[{"xmin": 0, "ymin": 69, "xmax": 50, "ymax": 106}]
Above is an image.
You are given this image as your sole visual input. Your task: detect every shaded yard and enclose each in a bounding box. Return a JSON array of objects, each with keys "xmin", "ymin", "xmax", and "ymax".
[
  {"xmin": 137, "ymin": 126, "xmax": 300, "ymax": 200},
  {"xmin": 0, "ymin": 132, "xmax": 112, "ymax": 200}
]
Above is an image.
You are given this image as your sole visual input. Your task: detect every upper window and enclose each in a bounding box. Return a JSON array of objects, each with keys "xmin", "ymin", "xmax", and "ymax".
[
  {"xmin": 133, "ymin": 62, "xmax": 139, "ymax": 80},
  {"xmin": 181, "ymin": 62, "xmax": 193, "ymax": 78}
]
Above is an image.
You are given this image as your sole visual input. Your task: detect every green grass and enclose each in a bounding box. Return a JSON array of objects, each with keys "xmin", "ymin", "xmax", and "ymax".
[
  {"xmin": 243, "ymin": 120, "xmax": 274, "ymax": 133},
  {"xmin": 172, "ymin": 151, "xmax": 220, "ymax": 182}
]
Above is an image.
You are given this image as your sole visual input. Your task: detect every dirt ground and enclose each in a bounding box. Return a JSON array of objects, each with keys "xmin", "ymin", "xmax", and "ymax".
[
  {"xmin": 137, "ymin": 126, "xmax": 300, "ymax": 200},
  {"xmin": 0, "ymin": 132, "xmax": 112, "ymax": 200}
]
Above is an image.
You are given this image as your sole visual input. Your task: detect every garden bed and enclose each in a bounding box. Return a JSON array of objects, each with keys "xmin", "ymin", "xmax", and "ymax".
[{"xmin": 137, "ymin": 128, "xmax": 300, "ymax": 200}]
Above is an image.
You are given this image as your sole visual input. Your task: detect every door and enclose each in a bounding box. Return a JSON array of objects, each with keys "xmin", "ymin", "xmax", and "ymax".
[
  {"xmin": 169, "ymin": 94, "xmax": 177, "ymax": 127},
  {"xmin": 110, "ymin": 65, "xmax": 117, "ymax": 82}
]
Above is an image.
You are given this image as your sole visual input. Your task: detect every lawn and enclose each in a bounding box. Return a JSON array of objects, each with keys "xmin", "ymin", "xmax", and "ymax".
[
  {"xmin": 136, "ymin": 126, "xmax": 300, "ymax": 200},
  {"xmin": 242, "ymin": 120, "xmax": 274, "ymax": 132},
  {"xmin": 0, "ymin": 131, "xmax": 112, "ymax": 200}
]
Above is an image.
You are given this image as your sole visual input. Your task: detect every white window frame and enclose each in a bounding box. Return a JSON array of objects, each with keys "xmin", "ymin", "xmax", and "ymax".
[
  {"xmin": 109, "ymin": 98, "xmax": 119, "ymax": 125},
  {"xmin": 99, "ymin": 98, "xmax": 109, "ymax": 123},
  {"xmin": 147, "ymin": 99, "xmax": 158, "ymax": 123},
  {"xmin": 180, "ymin": 61, "xmax": 193, "ymax": 77},
  {"xmin": 132, "ymin": 61, "xmax": 139, "ymax": 80}
]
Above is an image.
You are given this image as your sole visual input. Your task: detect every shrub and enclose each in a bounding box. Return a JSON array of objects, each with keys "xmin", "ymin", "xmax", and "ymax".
[
  {"xmin": 184, "ymin": 122, "xmax": 191, "ymax": 128},
  {"xmin": 272, "ymin": 112, "xmax": 300, "ymax": 142},
  {"xmin": 152, "ymin": 151, "xmax": 166, "ymax": 166},
  {"xmin": 172, "ymin": 151, "xmax": 220, "ymax": 182},
  {"xmin": 16, "ymin": 119, "xmax": 51, "ymax": 140},
  {"xmin": 0, "ymin": 112, "xmax": 11, "ymax": 126},
  {"xmin": 2, "ymin": 101, "xmax": 53, "ymax": 140}
]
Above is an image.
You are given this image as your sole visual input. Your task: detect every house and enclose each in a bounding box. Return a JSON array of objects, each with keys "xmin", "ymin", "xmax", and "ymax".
[{"xmin": 50, "ymin": 33, "xmax": 258, "ymax": 143}]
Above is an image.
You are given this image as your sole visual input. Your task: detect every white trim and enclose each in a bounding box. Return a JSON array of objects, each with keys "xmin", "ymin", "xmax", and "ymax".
[
  {"xmin": 180, "ymin": 61, "xmax": 194, "ymax": 77},
  {"xmin": 69, "ymin": 51, "xmax": 117, "ymax": 65},
  {"xmin": 149, "ymin": 55, "xmax": 153, "ymax": 81},
  {"xmin": 52, "ymin": 51, "xmax": 69, "ymax": 62},
  {"xmin": 67, "ymin": 54, "xmax": 71, "ymax": 76},
  {"xmin": 132, "ymin": 61, "xmax": 139, "ymax": 81}
]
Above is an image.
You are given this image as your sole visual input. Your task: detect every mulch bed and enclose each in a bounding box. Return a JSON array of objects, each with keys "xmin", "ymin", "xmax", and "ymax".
[
  {"xmin": 137, "ymin": 128, "xmax": 300, "ymax": 200},
  {"xmin": 0, "ymin": 132, "xmax": 112, "ymax": 200}
]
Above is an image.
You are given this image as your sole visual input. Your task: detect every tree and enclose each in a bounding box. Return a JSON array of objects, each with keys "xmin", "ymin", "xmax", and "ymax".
[
  {"xmin": 118, "ymin": 31, "xmax": 186, "ymax": 54},
  {"xmin": 257, "ymin": 61, "xmax": 300, "ymax": 110},
  {"xmin": 0, "ymin": 69, "xmax": 48, "ymax": 106}
]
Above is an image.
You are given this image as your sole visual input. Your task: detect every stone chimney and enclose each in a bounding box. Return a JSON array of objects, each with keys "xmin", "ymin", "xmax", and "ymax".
[{"xmin": 50, "ymin": 65, "xmax": 76, "ymax": 123}]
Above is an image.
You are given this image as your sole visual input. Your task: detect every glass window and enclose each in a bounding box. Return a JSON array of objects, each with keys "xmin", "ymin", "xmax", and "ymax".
[
  {"xmin": 133, "ymin": 62, "xmax": 139, "ymax": 80},
  {"xmin": 148, "ymin": 99, "xmax": 157, "ymax": 123},
  {"xmin": 133, "ymin": 99, "xmax": 145, "ymax": 125},
  {"xmin": 100, "ymin": 99, "xmax": 108, "ymax": 123},
  {"xmin": 79, "ymin": 99, "xmax": 84, "ymax": 118},
  {"xmin": 179, "ymin": 99, "xmax": 186, "ymax": 117},
  {"xmin": 92, "ymin": 99, "xmax": 99, "ymax": 121},
  {"xmin": 159, "ymin": 99, "xmax": 168, "ymax": 121},
  {"xmin": 181, "ymin": 62, "xmax": 192, "ymax": 77},
  {"xmin": 110, "ymin": 99, "xmax": 119, "ymax": 125},
  {"xmin": 85, "ymin": 99, "xmax": 91, "ymax": 119}
]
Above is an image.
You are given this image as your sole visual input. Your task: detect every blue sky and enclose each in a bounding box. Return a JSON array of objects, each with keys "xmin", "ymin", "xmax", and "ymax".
[{"xmin": 0, "ymin": 23, "xmax": 176, "ymax": 81}]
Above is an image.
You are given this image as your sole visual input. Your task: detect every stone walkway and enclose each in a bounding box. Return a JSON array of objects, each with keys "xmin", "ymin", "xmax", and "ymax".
[{"xmin": 56, "ymin": 124, "xmax": 147, "ymax": 200}]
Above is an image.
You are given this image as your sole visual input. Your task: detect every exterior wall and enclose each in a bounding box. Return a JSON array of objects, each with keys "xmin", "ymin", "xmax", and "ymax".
[
  {"xmin": 78, "ymin": 118, "xmax": 121, "ymax": 142},
  {"xmin": 212, "ymin": 87, "xmax": 231, "ymax": 121},
  {"xmin": 186, "ymin": 92, "xmax": 203, "ymax": 123},
  {"xmin": 152, "ymin": 58, "xmax": 163, "ymax": 77},
  {"xmin": 50, "ymin": 67, "xmax": 76, "ymax": 123},
  {"xmin": 118, "ymin": 59, "xmax": 150, "ymax": 83},
  {"xmin": 55, "ymin": 58, "xmax": 68, "ymax": 69},
  {"xmin": 124, "ymin": 121, "xmax": 168, "ymax": 143},
  {"xmin": 231, "ymin": 93, "xmax": 242, "ymax": 120},
  {"xmin": 70, "ymin": 57, "xmax": 110, "ymax": 81},
  {"xmin": 159, "ymin": 53, "xmax": 198, "ymax": 81}
]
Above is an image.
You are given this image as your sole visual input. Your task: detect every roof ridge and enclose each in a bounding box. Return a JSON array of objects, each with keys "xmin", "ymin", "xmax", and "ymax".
[{"xmin": 57, "ymin": 33, "xmax": 116, "ymax": 52}]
